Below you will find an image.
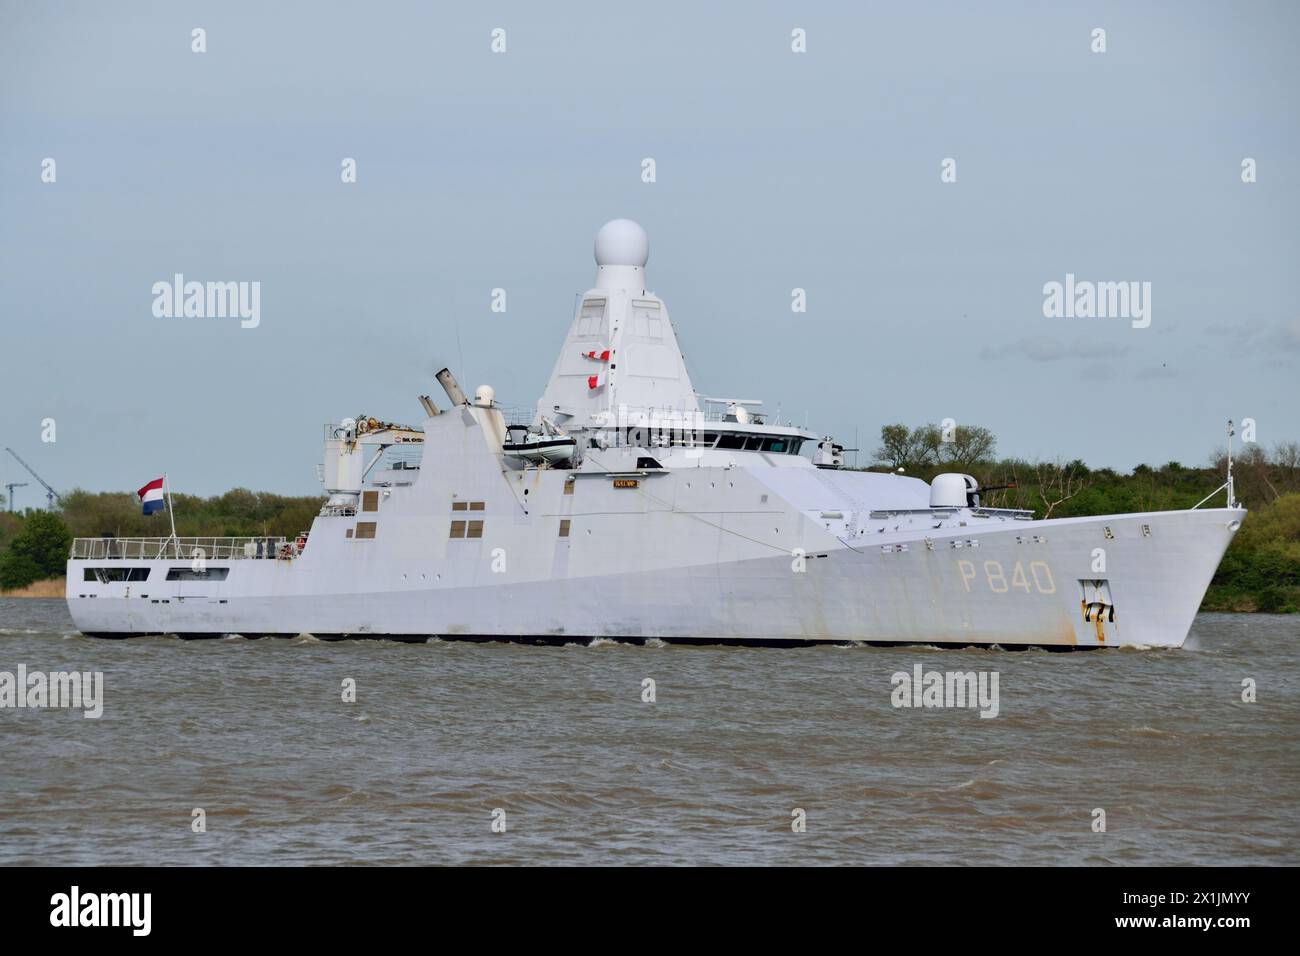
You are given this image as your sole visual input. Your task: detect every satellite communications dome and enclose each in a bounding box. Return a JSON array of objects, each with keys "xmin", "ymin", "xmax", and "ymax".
[{"xmin": 594, "ymin": 219, "xmax": 649, "ymax": 268}]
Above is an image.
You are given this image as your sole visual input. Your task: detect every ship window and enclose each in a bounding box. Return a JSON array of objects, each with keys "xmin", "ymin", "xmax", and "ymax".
[
  {"xmin": 559, "ymin": 519, "xmax": 571, "ymax": 538},
  {"xmin": 355, "ymin": 522, "xmax": 377, "ymax": 540},
  {"xmin": 745, "ymin": 436, "xmax": 764, "ymax": 450},
  {"xmin": 564, "ymin": 479, "xmax": 575, "ymax": 496},
  {"xmin": 466, "ymin": 520, "xmax": 484, "ymax": 539},
  {"xmin": 346, "ymin": 528, "xmax": 354, "ymax": 538},
  {"xmin": 362, "ymin": 490, "xmax": 379, "ymax": 512},
  {"xmin": 84, "ymin": 567, "xmax": 150, "ymax": 582},
  {"xmin": 716, "ymin": 434, "xmax": 746, "ymax": 450},
  {"xmin": 449, "ymin": 520, "xmax": 466, "ymax": 539},
  {"xmin": 469, "ymin": 502, "xmax": 485, "ymax": 511},
  {"xmin": 452, "ymin": 501, "xmax": 468, "ymax": 511},
  {"xmin": 165, "ymin": 567, "xmax": 230, "ymax": 581},
  {"xmin": 764, "ymin": 438, "xmax": 788, "ymax": 453}
]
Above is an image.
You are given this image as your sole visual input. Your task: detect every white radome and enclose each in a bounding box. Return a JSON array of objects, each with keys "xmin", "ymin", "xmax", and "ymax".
[{"xmin": 594, "ymin": 218, "xmax": 649, "ymax": 267}]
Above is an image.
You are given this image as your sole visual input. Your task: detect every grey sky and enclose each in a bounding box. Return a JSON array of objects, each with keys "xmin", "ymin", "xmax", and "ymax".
[{"xmin": 2, "ymin": 0, "xmax": 1297, "ymax": 498}]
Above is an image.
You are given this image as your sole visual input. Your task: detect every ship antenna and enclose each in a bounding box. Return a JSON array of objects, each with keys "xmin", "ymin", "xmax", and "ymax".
[{"xmin": 1226, "ymin": 419, "xmax": 1236, "ymax": 508}]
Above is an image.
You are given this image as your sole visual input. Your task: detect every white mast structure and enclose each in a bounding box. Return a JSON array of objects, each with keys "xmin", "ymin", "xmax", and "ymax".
[{"xmin": 534, "ymin": 219, "xmax": 700, "ymax": 447}]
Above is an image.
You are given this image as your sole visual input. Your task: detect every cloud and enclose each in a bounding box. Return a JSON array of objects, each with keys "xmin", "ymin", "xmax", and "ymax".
[
  {"xmin": 1203, "ymin": 317, "xmax": 1300, "ymax": 355},
  {"xmin": 1272, "ymin": 318, "xmax": 1300, "ymax": 352},
  {"xmin": 980, "ymin": 336, "xmax": 1132, "ymax": 363}
]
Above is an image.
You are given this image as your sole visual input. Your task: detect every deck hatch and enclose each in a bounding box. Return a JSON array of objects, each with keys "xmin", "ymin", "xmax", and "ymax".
[{"xmin": 165, "ymin": 567, "xmax": 230, "ymax": 581}]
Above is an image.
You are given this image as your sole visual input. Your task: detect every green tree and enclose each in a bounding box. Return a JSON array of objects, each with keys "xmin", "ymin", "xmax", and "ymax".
[
  {"xmin": 875, "ymin": 424, "xmax": 918, "ymax": 470},
  {"xmin": 0, "ymin": 511, "xmax": 72, "ymax": 589}
]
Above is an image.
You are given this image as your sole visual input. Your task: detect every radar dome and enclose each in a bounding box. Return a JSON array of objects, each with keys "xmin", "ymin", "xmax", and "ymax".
[{"xmin": 594, "ymin": 219, "xmax": 649, "ymax": 268}]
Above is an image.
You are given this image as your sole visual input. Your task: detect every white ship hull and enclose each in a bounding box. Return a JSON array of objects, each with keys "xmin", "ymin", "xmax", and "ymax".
[{"xmin": 66, "ymin": 441, "xmax": 1243, "ymax": 649}]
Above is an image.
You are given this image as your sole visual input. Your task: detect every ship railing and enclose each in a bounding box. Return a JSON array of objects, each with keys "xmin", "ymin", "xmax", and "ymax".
[
  {"xmin": 70, "ymin": 536, "xmax": 299, "ymax": 561},
  {"xmin": 612, "ymin": 404, "xmax": 790, "ymax": 428},
  {"xmin": 498, "ymin": 403, "xmax": 794, "ymax": 431},
  {"xmin": 867, "ymin": 507, "xmax": 1036, "ymax": 520},
  {"xmin": 497, "ymin": 404, "xmax": 537, "ymax": 428}
]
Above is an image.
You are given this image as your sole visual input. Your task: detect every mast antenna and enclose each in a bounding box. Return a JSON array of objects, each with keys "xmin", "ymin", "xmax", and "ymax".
[{"xmin": 1226, "ymin": 420, "xmax": 1236, "ymax": 507}]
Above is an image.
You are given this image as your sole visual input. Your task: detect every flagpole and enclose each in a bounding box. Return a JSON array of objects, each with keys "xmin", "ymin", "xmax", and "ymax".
[{"xmin": 165, "ymin": 472, "xmax": 179, "ymax": 557}]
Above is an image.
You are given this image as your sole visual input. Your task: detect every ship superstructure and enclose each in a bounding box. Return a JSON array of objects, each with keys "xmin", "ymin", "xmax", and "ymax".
[{"xmin": 66, "ymin": 220, "xmax": 1244, "ymax": 647}]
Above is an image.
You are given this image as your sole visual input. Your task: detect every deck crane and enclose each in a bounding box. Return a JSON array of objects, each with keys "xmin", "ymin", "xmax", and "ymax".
[{"xmin": 4, "ymin": 448, "xmax": 61, "ymax": 510}]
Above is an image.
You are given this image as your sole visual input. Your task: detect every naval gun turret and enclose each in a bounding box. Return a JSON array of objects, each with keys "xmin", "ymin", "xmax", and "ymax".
[{"xmin": 813, "ymin": 438, "xmax": 844, "ymax": 469}]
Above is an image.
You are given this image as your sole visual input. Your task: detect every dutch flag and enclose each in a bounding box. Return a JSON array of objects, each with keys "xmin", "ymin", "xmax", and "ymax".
[{"xmin": 137, "ymin": 477, "xmax": 166, "ymax": 515}]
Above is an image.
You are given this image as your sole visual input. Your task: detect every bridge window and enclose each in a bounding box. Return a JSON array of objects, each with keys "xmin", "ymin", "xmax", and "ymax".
[
  {"xmin": 704, "ymin": 432, "xmax": 804, "ymax": 453},
  {"xmin": 84, "ymin": 567, "xmax": 150, "ymax": 583}
]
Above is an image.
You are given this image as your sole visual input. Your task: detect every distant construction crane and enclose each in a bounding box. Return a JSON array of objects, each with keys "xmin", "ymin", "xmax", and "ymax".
[
  {"xmin": 4, "ymin": 448, "xmax": 61, "ymax": 510},
  {"xmin": 4, "ymin": 481, "xmax": 28, "ymax": 512}
]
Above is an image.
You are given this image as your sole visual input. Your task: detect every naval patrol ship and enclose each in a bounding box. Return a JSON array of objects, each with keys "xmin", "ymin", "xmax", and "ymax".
[{"xmin": 66, "ymin": 220, "xmax": 1245, "ymax": 648}]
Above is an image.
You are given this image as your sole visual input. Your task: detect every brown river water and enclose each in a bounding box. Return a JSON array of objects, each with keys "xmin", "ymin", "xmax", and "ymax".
[{"xmin": 1, "ymin": 598, "xmax": 1296, "ymax": 865}]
